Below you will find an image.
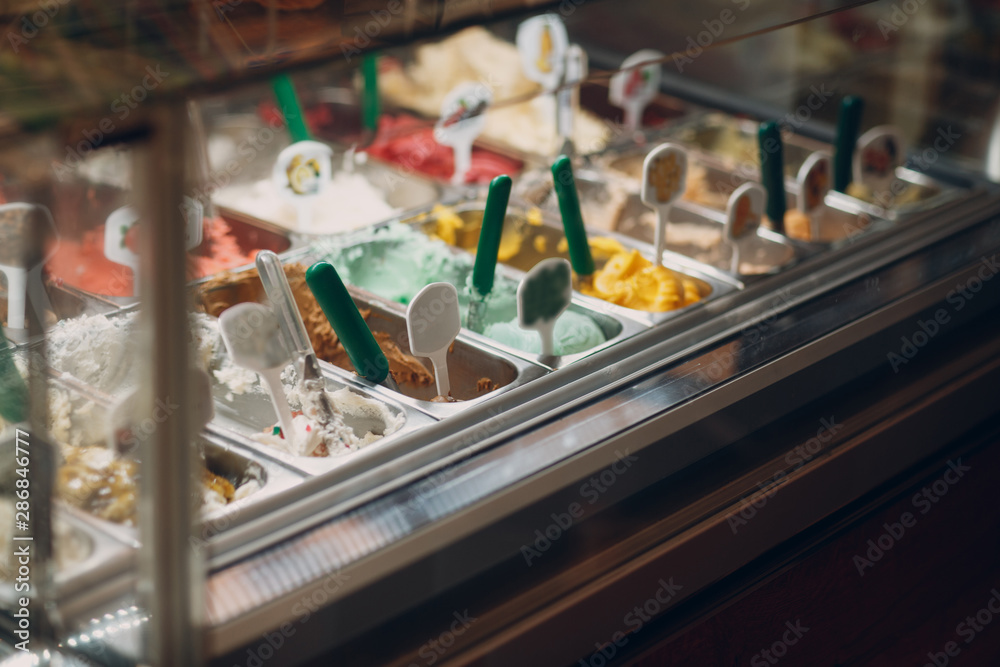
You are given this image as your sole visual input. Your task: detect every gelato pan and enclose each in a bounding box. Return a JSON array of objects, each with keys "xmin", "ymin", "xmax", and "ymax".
[
  {"xmin": 664, "ymin": 113, "xmax": 825, "ymax": 176},
  {"xmin": 212, "ymin": 160, "xmax": 438, "ymax": 235},
  {"xmin": 45, "ymin": 215, "xmax": 284, "ymax": 299},
  {"xmin": 55, "ymin": 442, "xmax": 263, "ymax": 527},
  {"xmin": 364, "ymin": 114, "xmax": 524, "ymax": 185},
  {"xmin": 43, "ymin": 311, "xmax": 405, "ymax": 460},
  {"xmin": 194, "ymin": 262, "xmax": 516, "ymax": 401},
  {"xmin": 379, "ymin": 26, "xmax": 611, "ymax": 157},
  {"xmin": 617, "ymin": 196, "xmax": 796, "ymax": 276},
  {"xmin": 317, "ymin": 222, "xmax": 610, "ymax": 357}
]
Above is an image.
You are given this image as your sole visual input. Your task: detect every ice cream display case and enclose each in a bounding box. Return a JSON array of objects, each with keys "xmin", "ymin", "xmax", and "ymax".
[{"xmin": 2, "ymin": 0, "xmax": 1000, "ymax": 665}]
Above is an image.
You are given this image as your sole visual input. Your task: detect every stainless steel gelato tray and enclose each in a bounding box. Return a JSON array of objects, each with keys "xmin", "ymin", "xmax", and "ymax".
[
  {"xmin": 343, "ymin": 201, "xmax": 738, "ymax": 331},
  {"xmin": 659, "ymin": 112, "xmax": 970, "ymax": 220},
  {"xmin": 208, "ymin": 369, "xmax": 437, "ymax": 477},
  {"xmin": 305, "ymin": 211, "xmax": 649, "ymax": 372},
  {"xmin": 211, "ymin": 155, "xmax": 442, "ymax": 239},
  {"xmin": 188, "ymin": 253, "xmax": 547, "ymax": 419},
  {"xmin": 659, "ymin": 111, "xmax": 829, "ymax": 178}
]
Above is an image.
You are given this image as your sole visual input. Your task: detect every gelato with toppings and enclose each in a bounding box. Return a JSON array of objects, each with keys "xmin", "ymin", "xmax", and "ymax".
[
  {"xmin": 196, "ymin": 263, "xmax": 434, "ymax": 388},
  {"xmin": 581, "ymin": 249, "xmax": 701, "ymax": 312},
  {"xmin": 379, "ymin": 27, "xmax": 611, "ymax": 157},
  {"xmin": 212, "ymin": 171, "xmax": 398, "ymax": 235}
]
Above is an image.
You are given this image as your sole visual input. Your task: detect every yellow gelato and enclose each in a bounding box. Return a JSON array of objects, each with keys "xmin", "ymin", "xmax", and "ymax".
[{"xmin": 581, "ymin": 249, "xmax": 701, "ymax": 312}]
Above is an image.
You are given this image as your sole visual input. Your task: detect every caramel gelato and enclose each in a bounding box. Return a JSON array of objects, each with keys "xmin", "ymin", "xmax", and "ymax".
[{"xmin": 196, "ymin": 263, "xmax": 434, "ymax": 388}]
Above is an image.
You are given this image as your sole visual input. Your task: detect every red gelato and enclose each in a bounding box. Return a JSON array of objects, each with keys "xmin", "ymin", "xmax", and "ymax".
[
  {"xmin": 46, "ymin": 216, "xmax": 259, "ymax": 297},
  {"xmin": 365, "ymin": 114, "xmax": 522, "ymax": 184}
]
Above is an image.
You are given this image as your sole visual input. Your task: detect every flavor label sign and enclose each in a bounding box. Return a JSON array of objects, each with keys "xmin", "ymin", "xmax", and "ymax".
[
  {"xmin": 434, "ymin": 82, "xmax": 492, "ymax": 184},
  {"xmin": 853, "ymin": 126, "xmax": 903, "ymax": 194},
  {"xmin": 797, "ymin": 152, "xmax": 831, "ymax": 213},
  {"xmin": 272, "ymin": 140, "xmax": 333, "ymax": 200},
  {"xmin": 609, "ymin": 49, "xmax": 664, "ymax": 132},
  {"xmin": 642, "ymin": 144, "xmax": 687, "ymax": 206},
  {"xmin": 725, "ymin": 182, "xmax": 764, "ymax": 241},
  {"xmin": 516, "ymin": 14, "xmax": 568, "ymax": 90}
]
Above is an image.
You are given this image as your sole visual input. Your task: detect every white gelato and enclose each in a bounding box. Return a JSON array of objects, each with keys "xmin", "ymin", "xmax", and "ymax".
[{"xmin": 212, "ymin": 171, "xmax": 399, "ymax": 234}]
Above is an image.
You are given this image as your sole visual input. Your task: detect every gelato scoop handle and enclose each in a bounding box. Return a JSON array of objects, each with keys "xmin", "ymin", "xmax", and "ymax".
[
  {"xmin": 552, "ymin": 155, "xmax": 595, "ymax": 277},
  {"xmin": 306, "ymin": 261, "xmax": 396, "ymax": 388},
  {"xmin": 257, "ymin": 250, "xmax": 314, "ymax": 361},
  {"xmin": 256, "ymin": 250, "xmax": 343, "ymax": 424},
  {"xmin": 0, "ymin": 328, "xmax": 26, "ymax": 423}
]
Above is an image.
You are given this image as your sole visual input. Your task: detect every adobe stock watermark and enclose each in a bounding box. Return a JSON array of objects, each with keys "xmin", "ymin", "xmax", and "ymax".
[
  {"xmin": 887, "ymin": 254, "xmax": 999, "ymax": 372},
  {"xmin": 750, "ymin": 619, "xmax": 810, "ymax": 666},
  {"xmin": 579, "ymin": 577, "xmax": 683, "ymax": 667},
  {"xmin": 921, "ymin": 587, "xmax": 1000, "ymax": 667},
  {"xmin": 236, "ymin": 569, "xmax": 351, "ymax": 667},
  {"xmin": 7, "ymin": 0, "xmax": 72, "ymax": 53},
  {"xmin": 728, "ymin": 417, "xmax": 842, "ymax": 534},
  {"xmin": 877, "ymin": 0, "xmax": 930, "ymax": 40},
  {"xmin": 672, "ymin": 0, "xmax": 751, "ymax": 72},
  {"xmin": 407, "ymin": 610, "xmax": 477, "ymax": 666},
  {"xmin": 52, "ymin": 64, "xmax": 171, "ymax": 181},
  {"xmin": 853, "ymin": 458, "xmax": 969, "ymax": 576},
  {"xmin": 521, "ymin": 449, "xmax": 638, "ymax": 566}
]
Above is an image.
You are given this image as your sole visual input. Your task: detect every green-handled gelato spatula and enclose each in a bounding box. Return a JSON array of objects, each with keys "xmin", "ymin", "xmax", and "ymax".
[
  {"xmin": 834, "ymin": 95, "xmax": 864, "ymax": 193},
  {"xmin": 306, "ymin": 261, "xmax": 399, "ymax": 391},
  {"xmin": 272, "ymin": 73, "xmax": 311, "ymax": 144},
  {"xmin": 551, "ymin": 155, "xmax": 595, "ymax": 286},
  {"xmin": 361, "ymin": 53, "xmax": 381, "ymax": 138},
  {"xmin": 467, "ymin": 175, "xmax": 512, "ymax": 333},
  {"xmin": 0, "ymin": 329, "xmax": 26, "ymax": 424},
  {"xmin": 758, "ymin": 121, "xmax": 787, "ymax": 233}
]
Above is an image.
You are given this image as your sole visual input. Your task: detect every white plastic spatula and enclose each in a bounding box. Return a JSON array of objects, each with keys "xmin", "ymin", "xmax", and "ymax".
[
  {"xmin": 853, "ymin": 125, "xmax": 904, "ymax": 202},
  {"xmin": 107, "ymin": 368, "xmax": 214, "ymax": 457},
  {"xmin": 517, "ymin": 258, "xmax": 572, "ymax": 358},
  {"xmin": 0, "ymin": 203, "xmax": 58, "ymax": 331},
  {"xmin": 220, "ymin": 302, "xmax": 297, "ymax": 449},
  {"xmin": 104, "ymin": 198, "xmax": 203, "ymax": 296},
  {"xmin": 609, "ymin": 50, "xmax": 665, "ymax": 136},
  {"xmin": 640, "ymin": 143, "xmax": 688, "ymax": 268},
  {"xmin": 796, "ymin": 152, "xmax": 832, "ymax": 240},
  {"xmin": 724, "ymin": 182, "xmax": 766, "ymax": 275},
  {"xmin": 406, "ymin": 282, "xmax": 461, "ymax": 398},
  {"xmin": 271, "ymin": 140, "xmax": 333, "ymax": 232},
  {"xmin": 434, "ymin": 82, "xmax": 491, "ymax": 186}
]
